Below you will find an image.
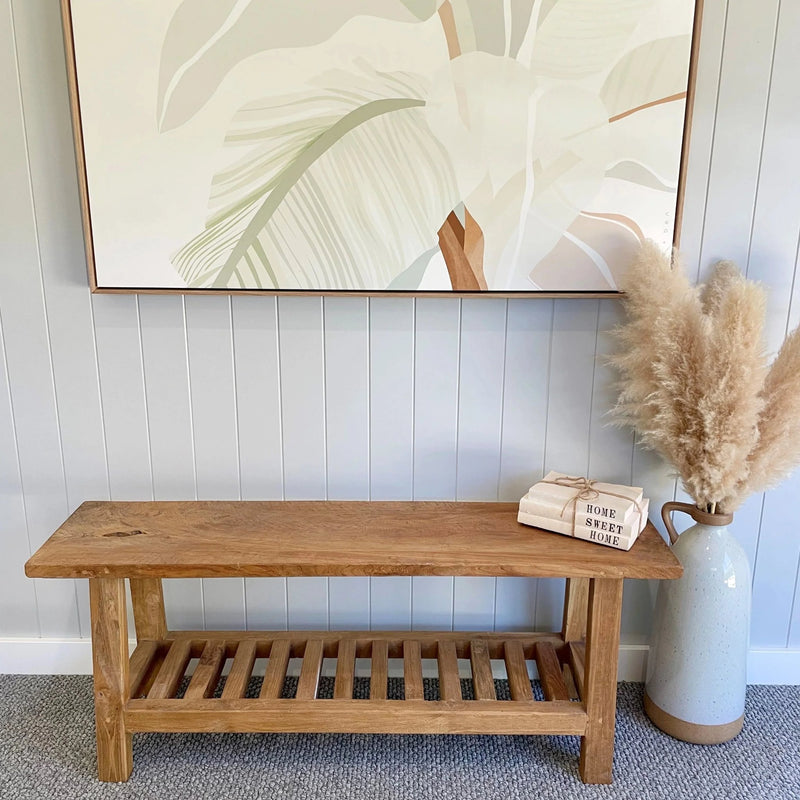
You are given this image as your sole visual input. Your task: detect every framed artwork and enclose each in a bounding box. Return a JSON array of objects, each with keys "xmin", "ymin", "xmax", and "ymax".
[{"xmin": 63, "ymin": 0, "xmax": 701, "ymax": 295}]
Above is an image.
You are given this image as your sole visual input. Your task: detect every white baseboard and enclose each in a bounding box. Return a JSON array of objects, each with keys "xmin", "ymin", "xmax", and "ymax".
[{"xmin": 2, "ymin": 638, "xmax": 797, "ymax": 684}]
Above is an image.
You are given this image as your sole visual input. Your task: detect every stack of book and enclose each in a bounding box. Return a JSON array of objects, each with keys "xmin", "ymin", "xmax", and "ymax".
[{"xmin": 517, "ymin": 470, "xmax": 649, "ymax": 551}]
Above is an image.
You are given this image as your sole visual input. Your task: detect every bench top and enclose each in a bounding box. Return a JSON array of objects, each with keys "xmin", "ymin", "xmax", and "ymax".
[{"xmin": 25, "ymin": 501, "xmax": 682, "ymax": 580}]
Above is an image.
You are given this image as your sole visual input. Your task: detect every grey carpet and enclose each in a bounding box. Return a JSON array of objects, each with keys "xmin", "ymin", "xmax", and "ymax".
[{"xmin": 0, "ymin": 675, "xmax": 797, "ymax": 800}]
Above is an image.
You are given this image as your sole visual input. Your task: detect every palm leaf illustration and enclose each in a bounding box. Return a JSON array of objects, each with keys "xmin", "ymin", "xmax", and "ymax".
[
  {"xmin": 173, "ymin": 72, "xmax": 461, "ymax": 289},
  {"xmin": 157, "ymin": 0, "xmax": 444, "ymax": 131}
]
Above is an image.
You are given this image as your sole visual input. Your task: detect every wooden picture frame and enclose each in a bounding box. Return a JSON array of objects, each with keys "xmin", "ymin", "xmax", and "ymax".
[{"xmin": 62, "ymin": 0, "xmax": 702, "ymax": 297}]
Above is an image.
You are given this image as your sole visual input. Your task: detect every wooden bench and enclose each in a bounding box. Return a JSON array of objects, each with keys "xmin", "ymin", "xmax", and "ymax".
[{"xmin": 24, "ymin": 500, "xmax": 681, "ymax": 784}]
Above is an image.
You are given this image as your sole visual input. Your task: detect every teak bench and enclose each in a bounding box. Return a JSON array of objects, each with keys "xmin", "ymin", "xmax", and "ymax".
[{"xmin": 25, "ymin": 501, "xmax": 681, "ymax": 785}]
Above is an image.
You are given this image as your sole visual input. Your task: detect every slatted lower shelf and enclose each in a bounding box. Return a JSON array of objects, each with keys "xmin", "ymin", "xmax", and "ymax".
[{"xmin": 126, "ymin": 631, "xmax": 588, "ymax": 736}]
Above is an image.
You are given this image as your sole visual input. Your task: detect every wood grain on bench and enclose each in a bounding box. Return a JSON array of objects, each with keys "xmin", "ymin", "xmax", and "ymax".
[{"xmin": 25, "ymin": 500, "xmax": 681, "ymax": 580}]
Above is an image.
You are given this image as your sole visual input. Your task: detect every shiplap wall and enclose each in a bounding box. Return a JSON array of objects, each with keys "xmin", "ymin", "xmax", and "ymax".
[{"xmin": 2, "ymin": 0, "xmax": 799, "ymax": 671}]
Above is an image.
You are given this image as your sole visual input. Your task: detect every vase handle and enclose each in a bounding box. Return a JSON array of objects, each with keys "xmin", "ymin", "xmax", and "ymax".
[{"xmin": 661, "ymin": 501, "xmax": 698, "ymax": 545}]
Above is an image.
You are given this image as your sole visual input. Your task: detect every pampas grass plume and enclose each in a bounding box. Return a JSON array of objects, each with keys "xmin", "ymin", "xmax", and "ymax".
[{"xmin": 610, "ymin": 242, "xmax": 800, "ymax": 514}]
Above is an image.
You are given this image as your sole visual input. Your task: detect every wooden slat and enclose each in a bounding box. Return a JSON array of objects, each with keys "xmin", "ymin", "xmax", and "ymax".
[
  {"xmin": 568, "ymin": 641, "xmax": 586, "ymax": 700},
  {"xmin": 334, "ymin": 639, "xmax": 356, "ymax": 700},
  {"xmin": 129, "ymin": 641, "xmax": 159, "ymax": 699},
  {"xmin": 535, "ymin": 641, "xmax": 570, "ymax": 702},
  {"xmin": 563, "ymin": 663, "xmax": 579, "ymax": 701},
  {"xmin": 469, "ymin": 640, "xmax": 496, "ymax": 701},
  {"xmin": 296, "ymin": 639, "xmax": 324, "ymax": 700},
  {"xmin": 134, "ymin": 647, "xmax": 167, "ymax": 699},
  {"xmin": 129, "ymin": 577, "xmax": 167, "ymax": 641},
  {"xmin": 127, "ymin": 698, "xmax": 587, "ymax": 735},
  {"xmin": 260, "ymin": 639, "xmax": 291, "ymax": 699},
  {"xmin": 503, "ymin": 640, "xmax": 533, "ymax": 701},
  {"xmin": 184, "ymin": 641, "xmax": 226, "ymax": 700},
  {"xmin": 221, "ymin": 640, "xmax": 257, "ymax": 699},
  {"xmin": 147, "ymin": 639, "xmax": 192, "ymax": 700},
  {"xmin": 403, "ymin": 640, "xmax": 424, "ymax": 701},
  {"xmin": 165, "ymin": 629, "xmax": 563, "ymax": 660},
  {"xmin": 25, "ymin": 502, "xmax": 682, "ymax": 581},
  {"xmin": 437, "ymin": 640, "xmax": 461, "ymax": 701},
  {"xmin": 370, "ymin": 640, "xmax": 389, "ymax": 701}
]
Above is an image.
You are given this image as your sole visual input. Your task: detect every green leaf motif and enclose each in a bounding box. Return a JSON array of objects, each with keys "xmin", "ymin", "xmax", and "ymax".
[
  {"xmin": 172, "ymin": 75, "xmax": 461, "ymax": 290},
  {"xmin": 158, "ymin": 0, "xmax": 439, "ymax": 132},
  {"xmin": 399, "ymin": 0, "xmax": 443, "ymax": 21}
]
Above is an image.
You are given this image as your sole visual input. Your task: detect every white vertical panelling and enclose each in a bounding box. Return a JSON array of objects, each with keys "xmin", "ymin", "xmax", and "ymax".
[
  {"xmin": 498, "ymin": 299, "xmax": 553, "ymax": 501},
  {"xmin": 411, "ymin": 298, "xmax": 459, "ymax": 629},
  {"xmin": 751, "ymin": 478, "xmax": 800, "ymax": 647},
  {"xmin": 138, "ymin": 297, "xmax": 195, "ymax": 499},
  {"xmin": 494, "ymin": 578, "xmax": 537, "ymax": 633},
  {"xmin": 369, "ymin": 298, "xmax": 414, "ymax": 499},
  {"xmin": 494, "ymin": 299, "xmax": 553, "ymax": 632},
  {"xmin": 329, "ymin": 578, "xmax": 370, "ymax": 631},
  {"xmin": 92, "ymin": 295, "xmax": 152, "ymax": 501},
  {"xmin": 745, "ymin": 2, "xmax": 800, "ymax": 353},
  {"xmin": 91, "ymin": 294, "xmax": 152, "ymax": 642},
  {"xmin": 278, "ymin": 296, "xmax": 327, "ymax": 628},
  {"xmin": 453, "ymin": 299, "xmax": 507, "ymax": 630},
  {"xmin": 455, "ymin": 299, "xmax": 507, "ymax": 500},
  {"xmin": 412, "ymin": 576, "xmax": 452, "ymax": 631},
  {"xmin": 0, "ymin": 318, "xmax": 38, "ymax": 635},
  {"xmin": 185, "ymin": 296, "xmax": 240, "ymax": 500},
  {"xmin": 413, "ymin": 298, "xmax": 460, "ymax": 500},
  {"xmin": 740, "ymin": 0, "xmax": 800, "ymax": 651},
  {"xmin": 535, "ymin": 300, "xmax": 600, "ymax": 631},
  {"xmin": 371, "ymin": 576, "xmax": 412, "ymax": 630},
  {"xmin": 11, "ymin": 0, "xmax": 107, "ymax": 511},
  {"xmin": 0, "ymin": 0, "xmax": 77, "ymax": 639},
  {"xmin": 3, "ymin": 0, "xmax": 800, "ymax": 656},
  {"xmin": 231, "ymin": 296, "xmax": 283, "ymax": 499},
  {"xmin": 186, "ymin": 295, "xmax": 244, "ymax": 629},
  {"xmin": 369, "ymin": 298, "xmax": 414, "ymax": 629},
  {"xmin": 278, "ymin": 296, "xmax": 326, "ymax": 498},
  {"xmin": 324, "ymin": 296, "xmax": 369, "ymax": 628},
  {"xmin": 543, "ymin": 301, "xmax": 600, "ymax": 477},
  {"xmin": 287, "ymin": 578, "xmax": 328, "ymax": 630},
  {"xmin": 790, "ymin": 549, "xmax": 800, "ymax": 648},
  {"xmin": 14, "ymin": 0, "xmax": 109, "ymax": 637},
  {"xmin": 696, "ymin": 0, "xmax": 780, "ymax": 274},
  {"xmin": 138, "ymin": 295, "xmax": 202, "ymax": 630},
  {"xmin": 453, "ymin": 578, "xmax": 496, "ymax": 632},
  {"xmin": 587, "ymin": 302, "xmax": 633, "ymax": 485},
  {"xmin": 231, "ymin": 296, "xmax": 286, "ymax": 630},
  {"xmin": 324, "ymin": 297, "xmax": 369, "ymax": 500}
]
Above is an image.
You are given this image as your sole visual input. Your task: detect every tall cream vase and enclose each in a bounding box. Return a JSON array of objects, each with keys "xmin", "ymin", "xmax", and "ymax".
[{"xmin": 644, "ymin": 502, "xmax": 751, "ymax": 744}]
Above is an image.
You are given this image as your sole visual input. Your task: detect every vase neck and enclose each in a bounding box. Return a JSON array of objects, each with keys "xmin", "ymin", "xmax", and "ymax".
[{"xmin": 688, "ymin": 507, "xmax": 733, "ymax": 526}]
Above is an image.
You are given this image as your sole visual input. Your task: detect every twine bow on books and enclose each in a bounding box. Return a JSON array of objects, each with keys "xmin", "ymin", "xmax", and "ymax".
[{"xmin": 539, "ymin": 474, "xmax": 644, "ymax": 538}]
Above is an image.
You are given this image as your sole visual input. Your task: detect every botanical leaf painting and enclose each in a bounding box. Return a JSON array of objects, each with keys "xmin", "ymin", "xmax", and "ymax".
[{"xmin": 69, "ymin": 0, "xmax": 697, "ymax": 291}]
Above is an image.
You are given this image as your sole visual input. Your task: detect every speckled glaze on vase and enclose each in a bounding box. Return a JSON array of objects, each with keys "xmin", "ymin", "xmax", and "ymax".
[{"xmin": 644, "ymin": 502, "xmax": 751, "ymax": 744}]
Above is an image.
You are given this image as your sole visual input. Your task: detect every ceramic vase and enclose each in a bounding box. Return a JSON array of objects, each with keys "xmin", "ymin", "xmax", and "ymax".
[{"xmin": 644, "ymin": 502, "xmax": 750, "ymax": 744}]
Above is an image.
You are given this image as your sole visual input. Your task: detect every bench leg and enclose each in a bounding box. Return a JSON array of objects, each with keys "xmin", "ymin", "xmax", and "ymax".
[
  {"xmin": 561, "ymin": 577, "xmax": 589, "ymax": 643},
  {"xmin": 129, "ymin": 578, "xmax": 167, "ymax": 641},
  {"xmin": 579, "ymin": 578, "xmax": 623, "ymax": 784},
  {"xmin": 89, "ymin": 578, "xmax": 132, "ymax": 782}
]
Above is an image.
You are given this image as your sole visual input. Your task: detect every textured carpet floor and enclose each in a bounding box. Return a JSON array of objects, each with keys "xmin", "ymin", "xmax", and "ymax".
[{"xmin": 0, "ymin": 675, "xmax": 797, "ymax": 800}]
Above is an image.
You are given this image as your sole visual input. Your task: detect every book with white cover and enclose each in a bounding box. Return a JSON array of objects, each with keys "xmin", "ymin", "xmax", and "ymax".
[
  {"xmin": 524, "ymin": 471, "xmax": 644, "ymax": 523},
  {"xmin": 517, "ymin": 498, "xmax": 650, "ymax": 551}
]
